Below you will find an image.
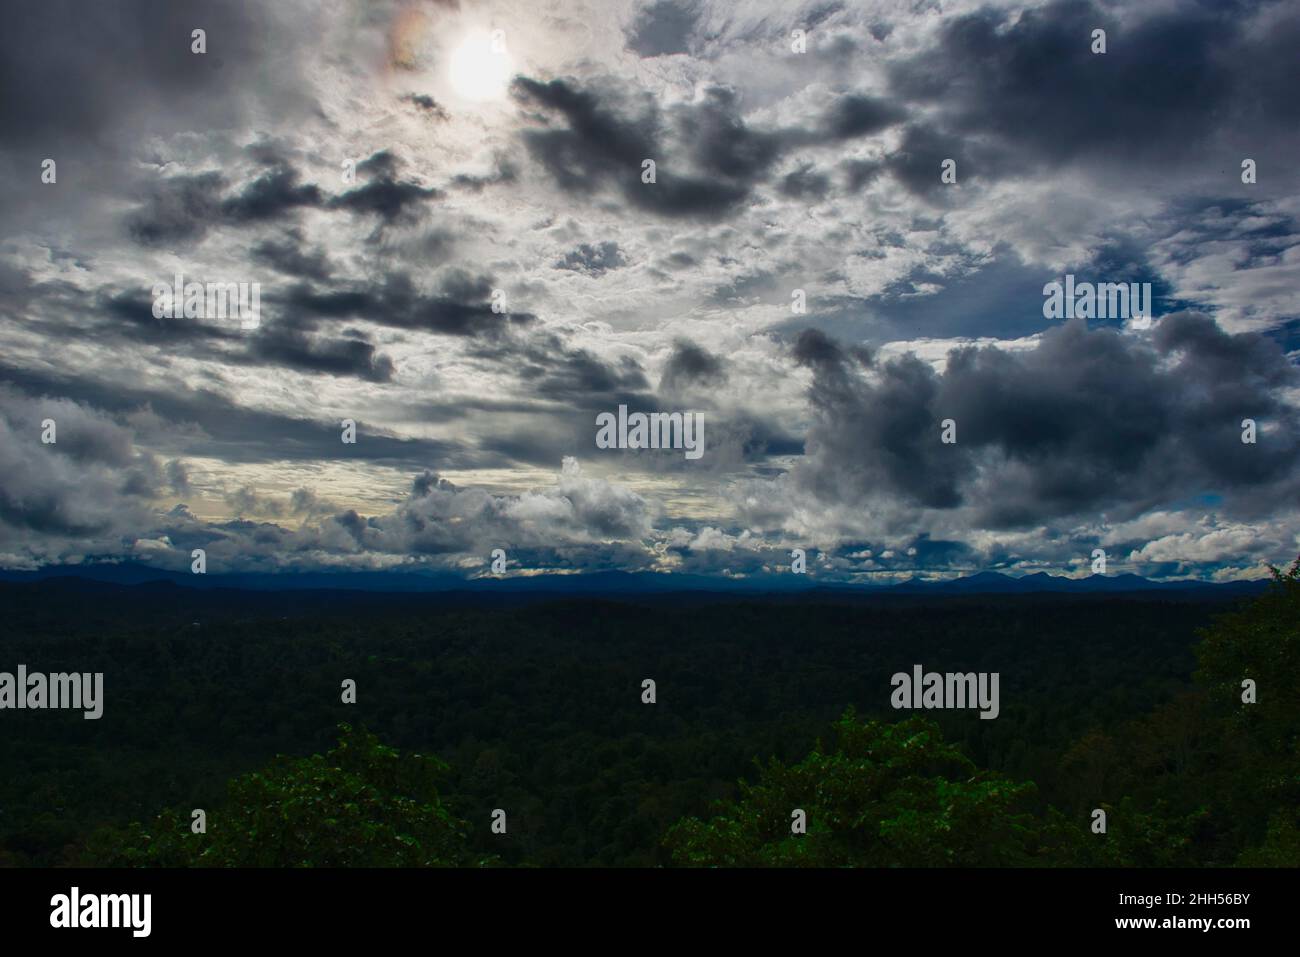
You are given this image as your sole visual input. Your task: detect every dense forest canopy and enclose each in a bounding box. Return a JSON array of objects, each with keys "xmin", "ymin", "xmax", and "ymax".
[{"xmin": 1, "ymin": 561, "xmax": 1296, "ymax": 867}]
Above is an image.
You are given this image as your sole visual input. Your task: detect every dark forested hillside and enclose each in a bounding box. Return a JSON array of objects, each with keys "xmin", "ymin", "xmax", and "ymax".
[{"xmin": 0, "ymin": 571, "xmax": 1294, "ymax": 867}]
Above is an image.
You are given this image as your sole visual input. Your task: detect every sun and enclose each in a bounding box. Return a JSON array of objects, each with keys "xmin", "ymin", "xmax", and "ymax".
[{"xmin": 447, "ymin": 29, "xmax": 514, "ymax": 102}]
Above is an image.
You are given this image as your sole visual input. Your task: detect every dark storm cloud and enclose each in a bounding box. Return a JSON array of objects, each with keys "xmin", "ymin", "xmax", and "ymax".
[
  {"xmin": 678, "ymin": 86, "xmax": 785, "ymax": 181},
  {"xmin": 555, "ymin": 241, "xmax": 627, "ymax": 276},
  {"xmin": 779, "ymin": 163, "xmax": 831, "ymax": 200},
  {"xmin": 127, "ymin": 172, "xmax": 227, "ymax": 246},
  {"xmin": 12, "ymin": 240, "xmax": 483, "ymax": 431},
  {"xmin": 818, "ymin": 93, "xmax": 906, "ymax": 141},
  {"xmin": 247, "ymin": 330, "xmax": 396, "ymax": 383},
  {"xmin": 791, "ymin": 327, "xmax": 849, "ymax": 367},
  {"xmin": 462, "ymin": 331, "xmax": 656, "ymax": 467},
  {"xmin": 127, "ymin": 150, "xmax": 439, "ymax": 247},
  {"xmin": 400, "ymin": 93, "xmax": 450, "ymax": 121},
  {"xmin": 625, "ymin": 0, "xmax": 701, "ymax": 57},
  {"xmin": 0, "ymin": 0, "xmax": 317, "ymax": 235},
  {"xmin": 126, "ymin": 160, "xmax": 328, "ymax": 247},
  {"xmin": 512, "ymin": 76, "xmax": 747, "ymax": 219},
  {"xmin": 887, "ymin": 0, "xmax": 1300, "ymax": 178},
  {"xmin": 492, "ymin": 332, "xmax": 651, "ymax": 407},
  {"xmin": 328, "ymin": 151, "xmax": 442, "ymax": 224},
  {"xmin": 475, "ymin": 333, "xmax": 792, "ymax": 472},
  {"xmin": 2, "ymin": 268, "xmax": 244, "ymax": 363},
  {"xmin": 85, "ymin": 280, "xmax": 392, "ymax": 384},
  {"xmin": 75, "ymin": 281, "xmax": 394, "ymax": 384},
  {"xmin": 659, "ymin": 339, "xmax": 727, "ymax": 391},
  {"xmin": 712, "ymin": 413, "xmax": 805, "ymax": 461},
  {"xmin": 512, "ymin": 78, "xmax": 907, "ymax": 219},
  {"xmin": 539, "ymin": 353, "xmax": 649, "ymax": 405},
  {"xmin": 0, "ymin": 387, "xmax": 159, "ymax": 537},
  {"xmin": 0, "ymin": 0, "xmax": 292, "ymax": 145},
  {"xmin": 883, "ymin": 123, "xmax": 991, "ymax": 198},
  {"xmin": 279, "ymin": 270, "xmax": 534, "ymax": 338},
  {"xmin": 842, "ymin": 158, "xmax": 884, "ymax": 191},
  {"xmin": 792, "ymin": 315, "xmax": 1300, "ymax": 525},
  {"xmin": 99, "ymin": 288, "xmax": 241, "ymax": 345},
  {"xmin": 0, "ymin": 363, "xmax": 470, "ymax": 470},
  {"xmin": 221, "ymin": 161, "xmax": 324, "ymax": 222},
  {"xmin": 29, "ymin": 190, "xmax": 501, "ymax": 375},
  {"xmin": 252, "ymin": 230, "xmax": 334, "ymax": 281}
]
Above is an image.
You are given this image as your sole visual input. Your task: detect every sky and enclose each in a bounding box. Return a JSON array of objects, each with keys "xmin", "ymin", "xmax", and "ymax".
[{"xmin": 1, "ymin": 0, "xmax": 1298, "ymax": 584}]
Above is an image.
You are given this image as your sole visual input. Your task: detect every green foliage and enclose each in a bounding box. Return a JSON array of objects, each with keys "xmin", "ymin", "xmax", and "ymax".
[
  {"xmin": 665, "ymin": 713, "xmax": 1043, "ymax": 866},
  {"xmin": 1237, "ymin": 809, "xmax": 1300, "ymax": 867},
  {"xmin": 1041, "ymin": 799, "xmax": 1207, "ymax": 867},
  {"xmin": 664, "ymin": 564, "xmax": 1300, "ymax": 868},
  {"xmin": 1190, "ymin": 558, "xmax": 1300, "ymax": 864},
  {"xmin": 1196, "ymin": 556, "xmax": 1300, "ymax": 754},
  {"xmin": 88, "ymin": 725, "xmax": 489, "ymax": 867},
  {"xmin": 3, "ymin": 574, "xmax": 1296, "ymax": 868}
]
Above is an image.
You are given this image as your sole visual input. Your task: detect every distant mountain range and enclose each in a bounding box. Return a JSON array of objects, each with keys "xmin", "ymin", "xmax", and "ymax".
[{"xmin": 0, "ymin": 562, "xmax": 1270, "ymax": 597}]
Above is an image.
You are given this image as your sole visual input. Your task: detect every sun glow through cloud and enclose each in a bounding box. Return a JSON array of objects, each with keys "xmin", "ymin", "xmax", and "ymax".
[{"xmin": 447, "ymin": 29, "xmax": 513, "ymax": 102}]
